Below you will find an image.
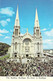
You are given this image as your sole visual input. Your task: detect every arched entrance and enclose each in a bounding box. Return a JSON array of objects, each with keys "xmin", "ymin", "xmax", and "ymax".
[{"xmin": 23, "ymin": 38, "xmax": 32, "ymax": 57}]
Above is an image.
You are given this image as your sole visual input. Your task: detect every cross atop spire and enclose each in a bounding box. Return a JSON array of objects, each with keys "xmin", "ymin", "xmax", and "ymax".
[
  {"xmin": 34, "ymin": 8, "xmax": 39, "ymax": 27},
  {"xmin": 15, "ymin": 5, "xmax": 20, "ymax": 26},
  {"xmin": 27, "ymin": 28, "xmax": 28, "ymax": 32}
]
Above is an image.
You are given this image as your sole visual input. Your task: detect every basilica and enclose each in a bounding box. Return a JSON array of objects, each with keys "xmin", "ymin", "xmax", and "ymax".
[{"xmin": 8, "ymin": 6, "xmax": 44, "ymax": 59}]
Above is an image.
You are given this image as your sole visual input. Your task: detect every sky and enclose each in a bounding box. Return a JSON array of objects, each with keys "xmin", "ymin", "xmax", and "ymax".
[{"xmin": 0, "ymin": 0, "xmax": 53, "ymax": 49}]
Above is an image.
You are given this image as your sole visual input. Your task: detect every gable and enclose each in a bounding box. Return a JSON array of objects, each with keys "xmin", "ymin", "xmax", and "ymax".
[{"xmin": 22, "ymin": 32, "xmax": 33, "ymax": 42}]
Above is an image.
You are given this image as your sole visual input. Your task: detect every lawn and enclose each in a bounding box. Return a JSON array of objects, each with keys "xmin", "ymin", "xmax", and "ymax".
[{"xmin": 0, "ymin": 54, "xmax": 10, "ymax": 60}]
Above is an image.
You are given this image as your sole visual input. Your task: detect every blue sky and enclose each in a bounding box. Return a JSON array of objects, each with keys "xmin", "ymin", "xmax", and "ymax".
[{"xmin": 0, "ymin": 0, "xmax": 53, "ymax": 49}]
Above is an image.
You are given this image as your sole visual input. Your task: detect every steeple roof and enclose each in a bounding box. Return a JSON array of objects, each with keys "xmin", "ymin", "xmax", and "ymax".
[
  {"xmin": 35, "ymin": 8, "xmax": 38, "ymax": 20},
  {"xmin": 15, "ymin": 6, "xmax": 20, "ymax": 26},
  {"xmin": 34, "ymin": 8, "xmax": 39, "ymax": 27}
]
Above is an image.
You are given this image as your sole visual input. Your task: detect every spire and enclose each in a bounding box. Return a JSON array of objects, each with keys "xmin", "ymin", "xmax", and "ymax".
[
  {"xmin": 15, "ymin": 6, "xmax": 20, "ymax": 26},
  {"xmin": 34, "ymin": 8, "xmax": 39, "ymax": 27},
  {"xmin": 35, "ymin": 8, "xmax": 38, "ymax": 20}
]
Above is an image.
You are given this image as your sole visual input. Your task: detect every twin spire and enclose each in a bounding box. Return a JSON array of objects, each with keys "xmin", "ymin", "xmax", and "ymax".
[
  {"xmin": 15, "ymin": 6, "xmax": 20, "ymax": 26},
  {"xmin": 15, "ymin": 6, "xmax": 39, "ymax": 28},
  {"xmin": 34, "ymin": 9, "xmax": 39, "ymax": 27}
]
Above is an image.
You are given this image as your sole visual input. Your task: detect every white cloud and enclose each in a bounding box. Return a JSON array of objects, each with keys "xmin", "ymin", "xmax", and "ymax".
[
  {"xmin": 0, "ymin": 34, "xmax": 3, "ymax": 36},
  {"xmin": 43, "ymin": 39, "xmax": 53, "ymax": 49},
  {"xmin": 6, "ymin": 18, "xmax": 10, "ymax": 22},
  {"xmin": 0, "ymin": 18, "xmax": 10, "ymax": 27},
  {"xmin": 0, "ymin": 29, "xmax": 9, "ymax": 33},
  {"xmin": 43, "ymin": 39, "xmax": 53, "ymax": 44},
  {"xmin": 20, "ymin": 33, "xmax": 24, "ymax": 36},
  {"xmin": 0, "ymin": 20, "xmax": 8, "ymax": 27},
  {"xmin": 0, "ymin": 7, "xmax": 15, "ymax": 16},
  {"xmin": 43, "ymin": 45, "xmax": 48, "ymax": 49},
  {"xmin": 45, "ymin": 29, "xmax": 53, "ymax": 36},
  {"xmin": 5, "ymin": 36, "xmax": 10, "ymax": 39},
  {"xmin": 41, "ymin": 28, "xmax": 47, "ymax": 31}
]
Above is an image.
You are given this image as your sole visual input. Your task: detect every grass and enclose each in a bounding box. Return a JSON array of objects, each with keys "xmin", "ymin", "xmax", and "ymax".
[{"xmin": 0, "ymin": 54, "xmax": 10, "ymax": 60}]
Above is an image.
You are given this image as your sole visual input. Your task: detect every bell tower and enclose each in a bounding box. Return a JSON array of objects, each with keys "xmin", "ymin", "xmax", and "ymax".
[
  {"xmin": 34, "ymin": 9, "xmax": 41, "ymax": 37},
  {"xmin": 13, "ymin": 6, "xmax": 20, "ymax": 36},
  {"xmin": 34, "ymin": 9, "xmax": 43, "ymax": 57}
]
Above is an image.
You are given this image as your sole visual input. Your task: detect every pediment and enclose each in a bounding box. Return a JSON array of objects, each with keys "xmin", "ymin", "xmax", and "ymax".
[{"xmin": 22, "ymin": 32, "xmax": 33, "ymax": 41}]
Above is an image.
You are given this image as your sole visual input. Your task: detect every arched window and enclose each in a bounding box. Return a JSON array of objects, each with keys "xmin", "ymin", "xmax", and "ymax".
[
  {"xmin": 15, "ymin": 29, "xmax": 18, "ymax": 35},
  {"xmin": 36, "ymin": 29, "xmax": 39, "ymax": 36},
  {"xmin": 14, "ymin": 52, "xmax": 17, "ymax": 58},
  {"xmin": 37, "ymin": 53, "xmax": 40, "ymax": 57},
  {"xmin": 38, "ymin": 55, "xmax": 39, "ymax": 57},
  {"xmin": 23, "ymin": 38, "xmax": 31, "ymax": 45},
  {"xmin": 15, "ymin": 42, "xmax": 17, "ymax": 50}
]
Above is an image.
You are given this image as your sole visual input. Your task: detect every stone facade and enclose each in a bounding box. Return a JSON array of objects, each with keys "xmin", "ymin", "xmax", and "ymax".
[{"xmin": 8, "ymin": 7, "xmax": 43, "ymax": 59}]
